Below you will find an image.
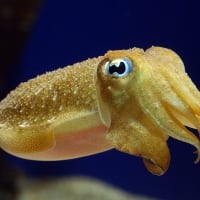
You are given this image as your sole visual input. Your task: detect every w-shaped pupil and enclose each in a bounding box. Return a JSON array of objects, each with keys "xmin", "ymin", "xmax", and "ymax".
[{"xmin": 109, "ymin": 62, "xmax": 125, "ymax": 74}]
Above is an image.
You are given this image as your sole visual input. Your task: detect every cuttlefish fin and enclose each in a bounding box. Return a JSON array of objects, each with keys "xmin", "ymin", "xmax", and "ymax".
[
  {"xmin": 0, "ymin": 125, "xmax": 55, "ymax": 159},
  {"xmin": 0, "ymin": 111, "xmax": 111, "ymax": 161},
  {"xmin": 106, "ymin": 120, "xmax": 170, "ymax": 176}
]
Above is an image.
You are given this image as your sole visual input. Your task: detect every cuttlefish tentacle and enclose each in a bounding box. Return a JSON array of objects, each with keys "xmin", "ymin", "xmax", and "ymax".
[
  {"xmin": 0, "ymin": 46, "xmax": 199, "ymax": 176},
  {"xmin": 105, "ymin": 117, "xmax": 171, "ymax": 175},
  {"xmin": 139, "ymin": 47, "xmax": 200, "ymax": 161},
  {"xmin": 145, "ymin": 47, "xmax": 200, "ymax": 124}
]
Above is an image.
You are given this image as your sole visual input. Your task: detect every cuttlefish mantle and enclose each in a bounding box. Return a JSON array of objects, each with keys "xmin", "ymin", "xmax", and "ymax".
[{"xmin": 0, "ymin": 46, "xmax": 200, "ymax": 175}]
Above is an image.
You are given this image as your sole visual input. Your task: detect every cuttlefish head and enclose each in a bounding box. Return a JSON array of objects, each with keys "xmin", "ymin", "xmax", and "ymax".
[{"xmin": 95, "ymin": 46, "xmax": 200, "ymax": 175}]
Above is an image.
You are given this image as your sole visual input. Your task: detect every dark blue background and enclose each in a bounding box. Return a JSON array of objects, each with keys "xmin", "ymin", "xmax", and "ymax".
[{"xmin": 5, "ymin": 1, "xmax": 200, "ymax": 199}]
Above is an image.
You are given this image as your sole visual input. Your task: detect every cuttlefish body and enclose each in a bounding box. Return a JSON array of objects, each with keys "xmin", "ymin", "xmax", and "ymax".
[{"xmin": 0, "ymin": 46, "xmax": 200, "ymax": 175}]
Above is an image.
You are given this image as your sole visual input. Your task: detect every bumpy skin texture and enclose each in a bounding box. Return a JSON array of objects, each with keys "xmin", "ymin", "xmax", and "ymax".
[
  {"xmin": 0, "ymin": 57, "xmax": 112, "ymax": 160},
  {"xmin": 0, "ymin": 46, "xmax": 200, "ymax": 175}
]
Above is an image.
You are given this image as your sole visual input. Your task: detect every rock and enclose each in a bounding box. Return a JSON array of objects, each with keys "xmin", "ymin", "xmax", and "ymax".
[{"xmin": 17, "ymin": 176, "xmax": 158, "ymax": 200}]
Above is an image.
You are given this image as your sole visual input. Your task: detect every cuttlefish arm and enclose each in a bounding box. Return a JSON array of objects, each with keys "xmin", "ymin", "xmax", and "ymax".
[{"xmin": 0, "ymin": 47, "xmax": 199, "ymax": 176}]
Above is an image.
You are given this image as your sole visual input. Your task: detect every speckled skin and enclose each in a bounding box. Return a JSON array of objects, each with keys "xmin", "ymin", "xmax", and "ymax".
[
  {"xmin": 0, "ymin": 56, "xmax": 111, "ymax": 158},
  {"xmin": 0, "ymin": 58, "xmax": 101, "ymax": 127},
  {"xmin": 0, "ymin": 46, "xmax": 200, "ymax": 175}
]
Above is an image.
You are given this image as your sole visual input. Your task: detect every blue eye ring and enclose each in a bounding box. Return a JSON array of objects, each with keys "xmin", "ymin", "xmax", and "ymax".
[{"xmin": 104, "ymin": 58, "xmax": 133, "ymax": 77}]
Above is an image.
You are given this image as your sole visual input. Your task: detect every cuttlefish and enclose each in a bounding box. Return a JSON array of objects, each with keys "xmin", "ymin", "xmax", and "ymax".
[{"xmin": 0, "ymin": 46, "xmax": 199, "ymax": 175}]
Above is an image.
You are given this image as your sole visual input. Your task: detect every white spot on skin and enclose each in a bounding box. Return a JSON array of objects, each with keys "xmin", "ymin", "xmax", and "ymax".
[
  {"xmin": 47, "ymin": 116, "xmax": 56, "ymax": 124},
  {"xmin": 107, "ymin": 86, "xmax": 112, "ymax": 91},
  {"xmin": 59, "ymin": 105, "xmax": 63, "ymax": 111},
  {"xmin": 74, "ymin": 77, "xmax": 78, "ymax": 82},
  {"xmin": 34, "ymin": 88, "xmax": 42, "ymax": 95},
  {"xmin": 33, "ymin": 118, "xmax": 38, "ymax": 123},
  {"xmin": 73, "ymin": 88, "xmax": 78, "ymax": 95},
  {"xmin": 88, "ymin": 84, "xmax": 93, "ymax": 89},
  {"xmin": 52, "ymin": 94, "xmax": 57, "ymax": 101},
  {"xmin": 30, "ymin": 104, "xmax": 35, "ymax": 109},
  {"xmin": 0, "ymin": 123, "xmax": 7, "ymax": 128},
  {"xmin": 19, "ymin": 121, "xmax": 30, "ymax": 128},
  {"xmin": 48, "ymin": 85, "xmax": 53, "ymax": 90},
  {"xmin": 86, "ymin": 98, "xmax": 92, "ymax": 105}
]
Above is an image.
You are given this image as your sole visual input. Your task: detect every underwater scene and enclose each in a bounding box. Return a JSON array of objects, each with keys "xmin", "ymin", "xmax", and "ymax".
[{"xmin": 0, "ymin": 0, "xmax": 200, "ymax": 199}]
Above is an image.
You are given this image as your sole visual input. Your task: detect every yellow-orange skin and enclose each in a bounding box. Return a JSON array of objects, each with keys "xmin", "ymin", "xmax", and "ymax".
[{"xmin": 0, "ymin": 46, "xmax": 199, "ymax": 175}]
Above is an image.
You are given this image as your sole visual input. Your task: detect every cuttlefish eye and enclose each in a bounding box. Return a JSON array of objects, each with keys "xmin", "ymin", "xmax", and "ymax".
[{"xmin": 104, "ymin": 58, "xmax": 133, "ymax": 77}]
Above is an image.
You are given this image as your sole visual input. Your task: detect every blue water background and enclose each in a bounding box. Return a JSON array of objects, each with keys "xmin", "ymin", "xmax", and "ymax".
[{"xmin": 5, "ymin": 1, "xmax": 200, "ymax": 199}]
